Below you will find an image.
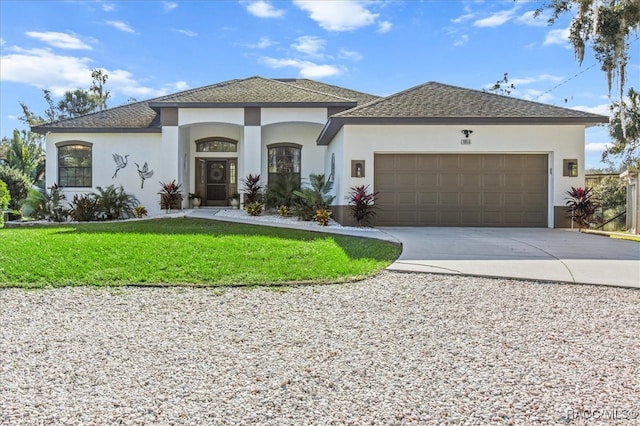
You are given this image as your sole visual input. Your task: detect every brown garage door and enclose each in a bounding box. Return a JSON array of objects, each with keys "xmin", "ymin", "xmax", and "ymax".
[{"xmin": 374, "ymin": 154, "xmax": 548, "ymax": 227}]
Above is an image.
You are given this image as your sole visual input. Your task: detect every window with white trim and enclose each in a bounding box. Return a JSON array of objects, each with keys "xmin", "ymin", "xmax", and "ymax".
[{"xmin": 58, "ymin": 143, "xmax": 92, "ymax": 187}]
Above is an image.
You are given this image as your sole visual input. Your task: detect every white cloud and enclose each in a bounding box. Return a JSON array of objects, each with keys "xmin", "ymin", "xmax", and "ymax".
[
  {"xmin": 0, "ymin": 47, "xmax": 95, "ymax": 94},
  {"xmin": 338, "ymin": 48, "xmax": 362, "ymax": 61},
  {"xmin": 0, "ymin": 46, "xmax": 166, "ymax": 100},
  {"xmin": 294, "ymin": 0, "xmax": 378, "ymax": 32},
  {"xmin": 520, "ymin": 89, "xmax": 554, "ymax": 103},
  {"xmin": 175, "ymin": 29, "xmax": 198, "ymax": 37},
  {"xmin": 105, "ymin": 20, "xmax": 136, "ymax": 33},
  {"xmin": 100, "ymin": 2, "xmax": 116, "ymax": 12},
  {"xmin": 377, "ymin": 21, "xmax": 392, "ymax": 33},
  {"xmin": 25, "ymin": 31, "xmax": 92, "ymax": 50},
  {"xmin": 515, "ymin": 10, "xmax": 550, "ymax": 27},
  {"xmin": 170, "ymin": 81, "xmax": 189, "ymax": 91},
  {"xmin": 163, "ymin": 1, "xmax": 178, "ymax": 11},
  {"xmin": 572, "ymin": 103, "xmax": 611, "ymax": 116},
  {"xmin": 585, "ymin": 142, "xmax": 610, "ymax": 152},
  {"xmin": 543, "ymin": 28, "xmax": 571, "ymax": 47},
  {"xmin": 509, "ymin": 74, "xmax": 563, "ymax": 86},
  {"xmin": 244, "ymin": 1, "xmax": 285, "ymax": 18},
  {"xmin": 453, "ymin": 34, "xmax": 469, "ymax": 47},
  {"xmin": 292, "ymin": 35, "xmax": 326, "ymax": 57},
  {"xmin": 245, "ymin": 36, "xmax": 275, "ymax": 49},
  {"xmin": 262, "ymin": 57, "xmax": 343, "ymax": 78},
  {"xmin": 474, "ymin": 7, "xmax": 518, "ymax": 28},
  {"xmin": 451, "ymin": 6, "xmax": 475, "ymax": 24}
]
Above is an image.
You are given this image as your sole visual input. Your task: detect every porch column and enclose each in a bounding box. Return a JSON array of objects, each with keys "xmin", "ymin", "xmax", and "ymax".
[
  {"xmin": 242, "ymin": 107, "xmax": 262, "ymax": 181},
  {"xmin": 161, "ymin": 126, "xmax": 180, "ymax": 183}
]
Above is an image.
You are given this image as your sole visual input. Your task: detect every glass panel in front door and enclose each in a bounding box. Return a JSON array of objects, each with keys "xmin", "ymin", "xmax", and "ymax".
[{"xmin": 206, "ymin": 160, "xmax": 227, "ymax": 204}]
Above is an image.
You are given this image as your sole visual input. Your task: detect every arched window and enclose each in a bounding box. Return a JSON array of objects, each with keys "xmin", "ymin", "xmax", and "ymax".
[
  {"xmin": 196, "ymin": 138, "xmax": 237, "ymax": 152},
  {"xmin": 268, "ymin": 143, "xmax": 301, "ymax": 184},
  {"xmin": 57, "ymin": 142, "xmax": 92, "ymax": 187}
]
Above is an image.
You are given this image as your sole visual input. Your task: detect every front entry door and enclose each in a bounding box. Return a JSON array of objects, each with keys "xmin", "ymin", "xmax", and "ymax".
[{"xmin": 206, "ymin": 160, "xmax": 227, "ymax": 206}]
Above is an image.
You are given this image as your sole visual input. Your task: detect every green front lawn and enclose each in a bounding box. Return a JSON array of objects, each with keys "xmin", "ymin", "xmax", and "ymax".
[{"xmin": 0, "ymin": 218, "xmax": 400, "ymax": 288}]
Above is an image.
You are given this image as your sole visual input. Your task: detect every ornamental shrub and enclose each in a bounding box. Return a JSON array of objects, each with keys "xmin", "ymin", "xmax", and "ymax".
[
  {"xmin": 347, "ymin": 185, "xmax": 378, "ymax": 226},
  {"xmin": 0, "ymin": 164, "xmax": 31, "ymax": 212},
  {"xmin": 0, "ymin": 179, "xmax": 10, "ymax": 228},
  {"xmin": 565, "ymin": 186, "xmax": 601, "ymax": 229}
]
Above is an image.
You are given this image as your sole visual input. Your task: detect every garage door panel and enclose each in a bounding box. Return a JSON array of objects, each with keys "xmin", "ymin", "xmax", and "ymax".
[
  {"xmin": 396, "ymin": 156, "xmax": 419, "ymax": 169},
  {"xmin": 482, "ymin": 156, "xmax": 504, "ymax": 169},
  {"xmin": 439, "ymin": 174, "xmax": 459, "ymax": 187},
  {"xmin": 504, "ymin": 192, "xmax": 524, "ymax": 204},
  {"xmin": 418, "ymin": 156, "xmax": 439, "ymax": 169},
  {"xmin": 375, "ymin": 155, "xmax": 398, "ymax": 170},
  {"xmin": 440, "ymin": 192, "xmax": 460, "ymax": 206},
  {"xmin": 397, "ymin": 174, "xmax": 419, "ymax": 187},
  {"xmin": 374, "ymin": 154, "xmax": 547, "ymax": 227},
  {"xmin": 419, "ymin": 192, "xmax": 438, "ymax": 205},
  {"xmin": 461, "ymin": 192, "xmax": 481, "ymax": 205},
  {"xmin": 483, "ymin": 174, "xmax": 503, "ymax": 188},
  {"xmin": 397, "ymin": 192, "xmax": 418, "ymax": 204},
  {"xmin": 419, "ymin": 174, "xmax": 438, "ymax": 186},
  {"xmin": 439, "ymin": 156, "xmax": 460, "ymax": 169},
  {"xmin": 375, "ymin": 172, "xmax": 397, "ymax": 188},
  {"xmin": 462, "ymin": 174, "xmax": 482, "ymax": 187}
]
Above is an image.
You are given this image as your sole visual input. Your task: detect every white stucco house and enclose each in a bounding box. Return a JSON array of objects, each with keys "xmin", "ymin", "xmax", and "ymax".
[{"xmin": 34, "ymin": 76, "xmax": 608, "ymax": 227}]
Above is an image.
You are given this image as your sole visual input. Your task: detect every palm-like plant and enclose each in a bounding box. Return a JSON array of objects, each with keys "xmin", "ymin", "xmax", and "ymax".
[
  {"xmin": 347, "ymin": 185, "xmax": 378, "ymax": 226},
  {"xmin": 158, "ymin": 180, "xmax": 183, "ymax": 212},
  {"xmin": 264, "ymin": 173, "xmax": 300, "ymax": 209},
  {"xmin": 293, "ymin": 174, "xmax": 335, "ymax": 221},
  {"xmin": 565, "ymin": 186, "xmax": 601, "ymax": 229},
  {"xmin": 93, "ymin": 184, "xmax": 139, "ymax": 220},
  {"xmin": 241, "ymin": 174, "xmax": 263, "ymax": 205}
]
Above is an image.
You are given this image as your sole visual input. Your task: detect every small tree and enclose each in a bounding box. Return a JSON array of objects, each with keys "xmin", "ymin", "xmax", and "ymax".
[{"xmin": 565, "ymin": 186, "xmax": 601, "ymax": 229}]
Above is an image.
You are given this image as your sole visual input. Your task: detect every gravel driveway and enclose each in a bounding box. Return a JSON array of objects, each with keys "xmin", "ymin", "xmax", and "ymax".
[{"xmin": 2, "ymin": 272, "xmax": 639, "ymax": 425}]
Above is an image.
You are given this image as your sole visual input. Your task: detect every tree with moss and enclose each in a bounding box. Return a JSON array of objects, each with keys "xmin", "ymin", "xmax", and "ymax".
[
  {"xmin": 538, "ymin": 0, "xmax": 639, "ymax": 100},
  {"xmin": 604, "ymin": 88, "xmax": 640, "ymax": 170}
]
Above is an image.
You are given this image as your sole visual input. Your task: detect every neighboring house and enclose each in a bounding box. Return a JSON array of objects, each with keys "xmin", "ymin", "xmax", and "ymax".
[{"xmin": 33, "ymin": 76, "xmax": 607, "ymax": 227}]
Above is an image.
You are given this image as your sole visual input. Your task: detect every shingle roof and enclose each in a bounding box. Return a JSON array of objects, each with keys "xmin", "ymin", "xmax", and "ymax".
[
  {"xmin": 33, "ymin": 76, "xmax": 379, "ymax": 133},
  {"xmin": 334, "ymin": 81, "xmax": 609, "ymax": 119},
  {"xmin": 317, "ymin": 81, "xmax": 609, "ymax": 145}
]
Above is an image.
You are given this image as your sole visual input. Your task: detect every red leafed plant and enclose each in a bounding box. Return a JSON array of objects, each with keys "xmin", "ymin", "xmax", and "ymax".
[
  {"xmin": 159, "ymin": 180, "xmax": 183, "ymax": 212},
  {"xmin": 565, "ymin": 186, "xmax": 601, "ymax": 229},
  {"xmin": 347, "ymin": 185, "xmax": 378, "ymax": 226}
]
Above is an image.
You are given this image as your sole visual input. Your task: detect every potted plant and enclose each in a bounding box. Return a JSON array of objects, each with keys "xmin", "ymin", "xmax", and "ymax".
[
  {"xmin": 229, "ymin": 193, "xmax": 240, "ymax": 209},
  {"xmin": 188, "ymin": 192, "xmax": 202, "ymax": 208}
]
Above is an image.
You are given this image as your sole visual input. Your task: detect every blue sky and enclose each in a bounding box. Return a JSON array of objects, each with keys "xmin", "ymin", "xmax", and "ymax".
[{"xmin": 1, "ymin": 0, "xmax": 638, "ymax": 170}]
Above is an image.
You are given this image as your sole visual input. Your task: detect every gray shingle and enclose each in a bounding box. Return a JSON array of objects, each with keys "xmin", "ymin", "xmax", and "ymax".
[
  {"xmin": 33, "ymin": 76, "xmax": 378, "ymax": 132},
  {"xmin": 334, "ymin": 81, "xmax": 608, "ymax": 120}
]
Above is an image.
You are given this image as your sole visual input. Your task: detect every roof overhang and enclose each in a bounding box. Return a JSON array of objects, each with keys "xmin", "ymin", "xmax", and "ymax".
[
  {"xmin": 316, "ymin": 115, "xmax": 609, "ymax": 145},
  {"xmin": 148, "ymin": 101, "xmax": 357, "ymax": 112},
  {"xmin": 32, "ymin": 126, "xmax": 162, "ymax": 135}
]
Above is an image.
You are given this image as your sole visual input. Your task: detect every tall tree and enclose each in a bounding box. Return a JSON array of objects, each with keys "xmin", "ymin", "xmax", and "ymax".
[
  {"xmin": 90, "ymin": 68, "xmax": 111, "ymax": 111},
  {"xmin": 56, "ymin": 89, "xmax": 100, "ymax": 119},
  {"xmin": 538, "ymin": 0, "xmax": 640, "ymax": 101},
  {"xmin": 604, "ymin": 88, "xmax": 640, "ymax": 170},
  {"xmin": 484, "ymin": 72, "xmax": 516, "ymax": 96}
]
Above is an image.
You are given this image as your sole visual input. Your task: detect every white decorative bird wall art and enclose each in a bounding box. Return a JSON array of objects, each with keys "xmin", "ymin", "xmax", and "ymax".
[
  {"xmin": 134, "ymin": 162, "xmax": 154, "ymax": 189},
  {"xmin": 111, "ymin": 153, "xmax": 130, "ymax": 178}
]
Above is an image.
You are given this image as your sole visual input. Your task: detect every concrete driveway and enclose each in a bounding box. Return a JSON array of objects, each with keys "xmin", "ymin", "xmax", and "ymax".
[{"xmin": 379, "ymin": 227, "xmax": 640, "ymax": 288}]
